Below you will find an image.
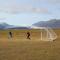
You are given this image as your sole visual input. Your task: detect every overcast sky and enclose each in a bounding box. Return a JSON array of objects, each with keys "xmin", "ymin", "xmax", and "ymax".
[{"xmin": 0, "ymin": 0, "xmax": 60, "ymax": 26}]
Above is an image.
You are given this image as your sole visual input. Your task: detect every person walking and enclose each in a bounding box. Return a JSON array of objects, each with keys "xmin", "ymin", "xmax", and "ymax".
[{"xmin": 27, "ymin": 32, "xmax": 31, "ymax": 40}]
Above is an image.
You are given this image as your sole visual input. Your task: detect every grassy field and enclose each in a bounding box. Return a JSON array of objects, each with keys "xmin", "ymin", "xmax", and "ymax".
[{"xmin": 0, "ymin": 29, "xmax": 60, "ymax": 60}]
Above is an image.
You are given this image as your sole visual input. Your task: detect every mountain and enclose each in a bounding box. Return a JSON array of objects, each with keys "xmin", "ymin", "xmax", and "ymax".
[
  {"xmin": 0, "ymin": 23, "xmax": 9, "ymax": 29},
  {"xmin": 9, "ymin": 26, "xmax": 29, "ymax": 29},
  {"xmin": 0, "ymin": 22, "xmax": 29, "ymax": 29},
  {"xmin": 32, "ymin": 19, "xmax": 60, "ymax": 28}
]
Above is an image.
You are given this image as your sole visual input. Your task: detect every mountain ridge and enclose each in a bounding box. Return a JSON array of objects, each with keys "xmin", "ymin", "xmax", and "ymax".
[
  {"xmin": 32, "ymin": 19, "xmax": 60, "ymax": 28},
  {"xmin": 0, "ymin": 22, "xmax": 29, "ymax": 29}
]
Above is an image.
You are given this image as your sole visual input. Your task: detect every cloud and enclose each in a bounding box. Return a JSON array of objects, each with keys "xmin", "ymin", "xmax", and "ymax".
[
  {"xmin": 0, "ymin": 0, "xmax": 50, "ymax": 14},
  {"xmin": 33, "ymin": 0, "xmax": 60, "ymax": 4},
  {"xmin": 0, "ymin": 3, "xmax": 32, "ymax": 14},
  {"xmin": 32, "ymin": 8, "xmax": 48, "ymax": 13},
  {"xmin": 0, "ymin": 4, "xmax": 49, "ymax": 14},
  {"xmin": 48, "ymin": 0, "xmax": 60, "ymax": 4},
  {"xmin": 0, "ymin": 17, "xmax": 6, "ymax": 20}
]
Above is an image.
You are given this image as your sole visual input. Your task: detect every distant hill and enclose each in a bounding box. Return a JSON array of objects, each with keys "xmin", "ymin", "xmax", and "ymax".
[
  {"xmin": 0, "ymin": 22, "xmax": 29, "ymax": 29},
  {"xmin": 32, "ymin": 19, "xmax": 60, "ymax": 28},
  {"xmin": 8, "ymin": 26, "xmax": 29, "ymax": 29}
]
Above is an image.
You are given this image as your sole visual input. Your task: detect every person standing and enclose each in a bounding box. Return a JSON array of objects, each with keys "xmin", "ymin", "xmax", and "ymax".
[{"xmin": 8, "ymin": 31, "xmax": 13, "ymax": 39}]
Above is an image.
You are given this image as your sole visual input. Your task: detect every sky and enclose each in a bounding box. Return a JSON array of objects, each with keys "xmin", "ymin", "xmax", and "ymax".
[{"xmin": 0, "ymin": 0, "xmax": 60, "ymax": 26}]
